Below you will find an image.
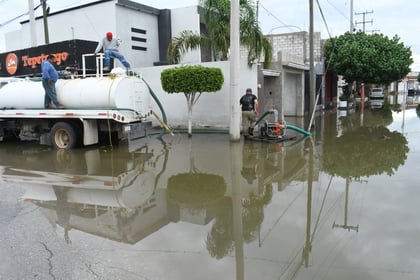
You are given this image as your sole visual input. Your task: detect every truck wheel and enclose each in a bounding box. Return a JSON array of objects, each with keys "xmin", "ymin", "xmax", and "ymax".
[{"xmin": 51, "ymin": 122, "xmax": 80, "ymax": 149}]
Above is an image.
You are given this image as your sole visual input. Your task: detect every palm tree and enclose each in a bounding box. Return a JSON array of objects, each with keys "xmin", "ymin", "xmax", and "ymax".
[{"xmin": 167, "ymin": 0, "xmax": 272, "ymax": 68}]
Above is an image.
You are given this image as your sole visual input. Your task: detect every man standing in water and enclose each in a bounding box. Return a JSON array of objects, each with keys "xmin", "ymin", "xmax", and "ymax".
[{"xmin": 240, "ymin": 88, "xmax": 259, "ymax": 138}]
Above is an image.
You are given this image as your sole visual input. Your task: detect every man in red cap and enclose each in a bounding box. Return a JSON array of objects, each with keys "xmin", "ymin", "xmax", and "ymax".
[{"xmin": 94, "ymin": 31, "xmax": 131, "ymax": 71}]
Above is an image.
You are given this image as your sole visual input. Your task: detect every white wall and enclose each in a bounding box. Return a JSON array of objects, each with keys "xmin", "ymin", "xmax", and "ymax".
[
  {"xmin": 170, "ymin": 6, "xmax": 201, "ymax": 63},
  {"xmin": 4, "ymin": 1, "xmax": 162, "ymax": 68},
  {"xmin": 5, "ymin": 3, "xmax": 204, "ymax": 68},
  {"xmin": 115, "ymin": 5, "xmax": 160, "ymax": 67},
  {"xmin": 138, "ymin": 59, "xmax": 258, "ymax": 129}
]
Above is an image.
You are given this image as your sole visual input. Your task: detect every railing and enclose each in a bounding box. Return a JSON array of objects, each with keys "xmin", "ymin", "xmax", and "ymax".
[{"xmin": 81, "ymin": 53, "xmax": 105, "ymax": 78}]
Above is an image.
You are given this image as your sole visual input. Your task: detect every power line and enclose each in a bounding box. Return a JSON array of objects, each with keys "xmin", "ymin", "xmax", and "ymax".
[
  {"xmin": 0, "ymin": 3, "xmax": 42, "ymax": 28},
  {"xmin": 259, "ymin": 3, "xmax": 299, "ymax": 32},
  {"xmin": 324, "ymin": 0, "xmax": 349, "ymax": 21},
  {"xmin": 315, "ymin": 0, "xmax": 332, "ymax": 38}
]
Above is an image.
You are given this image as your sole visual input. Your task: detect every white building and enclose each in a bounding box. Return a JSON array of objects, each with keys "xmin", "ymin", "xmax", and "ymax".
[
  {"xmin": 3, "ymin": 0, "xmax": 312, "ymax": 128},
  {"xmin": 5, "ymin": 0, "xmax": 202, "ymax": 68}
]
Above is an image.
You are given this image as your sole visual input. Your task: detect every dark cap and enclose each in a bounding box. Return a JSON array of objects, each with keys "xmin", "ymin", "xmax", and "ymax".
[
  {"xmin": 46, "ymin": 54, "xmax": 56, "ymax": 61},
  {"xmin": 246, "ymin": 88, "xmax": 252, "ymax": 93}
]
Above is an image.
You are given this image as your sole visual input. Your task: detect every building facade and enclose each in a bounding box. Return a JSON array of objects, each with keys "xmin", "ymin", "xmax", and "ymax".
[
  {"xmin": 1, "ymin": 0, "xmax": 321, "ymax": 128},
  {"xmin": 4, "ymin": 0, "xmax": 202, "ymax": 68}
]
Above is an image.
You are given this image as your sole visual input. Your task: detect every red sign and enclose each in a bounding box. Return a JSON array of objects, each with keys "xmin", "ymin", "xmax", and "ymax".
[{"xmin": 5, "ymin": 53, "xmax": 18, "ymax": 75}]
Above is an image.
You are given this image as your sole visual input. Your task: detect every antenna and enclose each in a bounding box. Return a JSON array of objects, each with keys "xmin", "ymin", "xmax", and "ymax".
[{"xmin": 355, "ymin": 10, "xmax": 374, "ymax": 33}]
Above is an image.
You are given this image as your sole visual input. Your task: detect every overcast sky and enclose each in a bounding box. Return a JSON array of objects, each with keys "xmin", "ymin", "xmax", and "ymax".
[{"xmin": 1, "ymin": 0, "xmax": 419, "ymax": 71}]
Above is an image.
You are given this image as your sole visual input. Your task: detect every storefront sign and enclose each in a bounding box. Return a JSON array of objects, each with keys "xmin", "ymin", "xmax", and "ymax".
[
  {"xmin": 5, "ymin": 53, "xmax": 18, "ymax": 75},
  {"xmin": 0, "ymin": 39, "xmax": 98, "ymax": 77},
  {"xmin": 21, "ymin": 52, "xmax": 68, "ymax": 68}
]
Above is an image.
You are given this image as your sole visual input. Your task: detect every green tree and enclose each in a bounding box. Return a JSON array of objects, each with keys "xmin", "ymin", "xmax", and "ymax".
[
  {"xmin": 324, "ymin": 32, "xmax": 413, "ymax": 86},
  {"xmin": 161, "ymin": 65, "xmax": 224, "ymax": 137},
  {"xmin": 167, "ymin": 0, "xmax": 272, "ymax": 68}
]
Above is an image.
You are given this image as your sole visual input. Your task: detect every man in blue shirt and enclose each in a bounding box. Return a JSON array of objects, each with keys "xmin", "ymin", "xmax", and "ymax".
[{"xmin": 42, "ymin": 55, "xmax": 63, "ymax": 109}]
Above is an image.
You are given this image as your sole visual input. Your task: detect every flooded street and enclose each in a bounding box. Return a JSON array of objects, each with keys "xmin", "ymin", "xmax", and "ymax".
[{"xmin": 0, "ymin": 107, "xmax": 419, "ymax": 280}]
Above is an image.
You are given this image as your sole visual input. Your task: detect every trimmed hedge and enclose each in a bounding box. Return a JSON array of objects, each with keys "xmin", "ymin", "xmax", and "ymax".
[{"xmin": 161, "ymin": 65, "xmax": 224, "ymax": 94}]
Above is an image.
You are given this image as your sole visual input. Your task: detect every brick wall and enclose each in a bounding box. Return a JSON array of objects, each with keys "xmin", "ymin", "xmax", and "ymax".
[{"xmin": 266, "ymin": 31, "xmax": 322, "ymax": 64}]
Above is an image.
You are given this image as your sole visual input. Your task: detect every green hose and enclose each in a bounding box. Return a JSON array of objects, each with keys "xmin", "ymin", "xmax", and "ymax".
[
  {"xmin": 141, "ymin": 78, "xmax": 169, "ymax": 137},
  {"xmin": 256, "ymin": 110, "xmax": 312, "ymax": 137},
  {"xmin": 286, "ymin": 124, "xmax": 312, "ymax": 136},
  {"xmin": 255, "ymin": 111, "xmax": 274, "ymax": 126}
]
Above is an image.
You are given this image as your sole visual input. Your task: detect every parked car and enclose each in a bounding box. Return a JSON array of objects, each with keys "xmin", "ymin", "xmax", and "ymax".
[
  {"xmin": 370, "ymin": 99, "xmax": 384, "ymax": 109},
  {"xmin": 370, "ymin": 88, "xmax": 384, "ymax": 99}
]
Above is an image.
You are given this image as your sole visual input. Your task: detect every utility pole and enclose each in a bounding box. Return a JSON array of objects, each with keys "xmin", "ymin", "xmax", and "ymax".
[
  {"xmin": 229, "ymin": 0, "xmax": 240, "ymax": 141},
  {"xmin": 256, "ymin": 0, "xmax": 259, "ymax": 22},
  {"xmin": 355, "ymin": 10, "xmax": 373, "ymax": 33},
  {"xmin": 41, "ymin": 0, "xmax": 50, "ymax": 44},
  {"xmin": 350, "ymin": 0, "xmax": 354, "ymax": 33},
  {"xmin": 307, "ymin": 0, "xmax": 315, "ymax": 131},
  {"xmin": 333, "ymin": 178, "xmax": 359, "ymax": 232},
  {"xmin": 28, "ymin": 0, "xmax": 37, "ymax": 47}
]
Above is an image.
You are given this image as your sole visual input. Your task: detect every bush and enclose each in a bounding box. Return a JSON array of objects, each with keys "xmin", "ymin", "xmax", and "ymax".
[{"xmin": 161, "ymin": 65, "xmax": 224, "ymax": 94}]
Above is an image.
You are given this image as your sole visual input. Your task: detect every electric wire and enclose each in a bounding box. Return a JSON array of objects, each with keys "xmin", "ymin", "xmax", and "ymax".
[
  {"xmin": 52, "ymin": 0, "xmax": 89, "ymax": 10},
  {"xmin": 259, "ymin": 3, "xmax": 298, "ymax": 32},
  {"xmin": 315, "ymin": 0, "xmax": 332, "ymax": 39},
  {"xmin": 325, "ymin": 0, "xmax": 350, "ymax": 22},
  {"xmin": 310, "ymin": 175, "xmax": 333, "ymax": 243},
  {"xmin": 258, "ymin": 188, "xmax": 305, "ymax": 245},
  {"xmin": 314, "ymin": 0, "xmax": 344, "ymax": 72},
  {"xmin": 308, "ymin": 0, "xmax": 342, "ymax": 130},
  {"xmin": 0, "ymin": 3, "xmax": 42, "ymax": 28},
  {"xmin": 311, "ymin": 227, "xmax": 356, "ymax": 280}
]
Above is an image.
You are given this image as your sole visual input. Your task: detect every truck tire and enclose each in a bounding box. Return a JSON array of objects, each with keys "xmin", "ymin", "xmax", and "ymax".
[{"xmin": 51, "ymin": 122, "xmax": 80, "ymax": 149}]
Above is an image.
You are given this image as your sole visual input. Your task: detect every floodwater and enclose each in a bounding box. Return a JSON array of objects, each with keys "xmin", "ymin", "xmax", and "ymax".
[{"xmin": 0, "ymin": 106, "xmax": 419, "ymax": 280}]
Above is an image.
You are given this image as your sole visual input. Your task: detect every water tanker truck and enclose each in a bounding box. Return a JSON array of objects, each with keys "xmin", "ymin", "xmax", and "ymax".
[{"xmin": 0, "ymin": 74, "xmax": 152, "ymax": 149}]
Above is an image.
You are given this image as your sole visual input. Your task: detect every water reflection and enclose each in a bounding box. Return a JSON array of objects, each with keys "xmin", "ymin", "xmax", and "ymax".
[
  {"xmin": 0, "ymin": 108, "xmax": 418, "ymax": 279},
  {"xmin": 323, "ymin": 125, "xmax": 409, "ymax": 178}
]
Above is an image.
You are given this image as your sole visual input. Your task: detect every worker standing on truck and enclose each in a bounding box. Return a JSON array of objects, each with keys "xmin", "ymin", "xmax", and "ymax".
[
  {"xmin": 42, "ymin": 55, "xmax": 64, "ymax": 109},
  {"xmin": 240, "ymin": 88, "xmax": 259, "ymax": 138},
  {"xmin": 94, "ymin": 32, "xmax": 131, "ymax": 71}
]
